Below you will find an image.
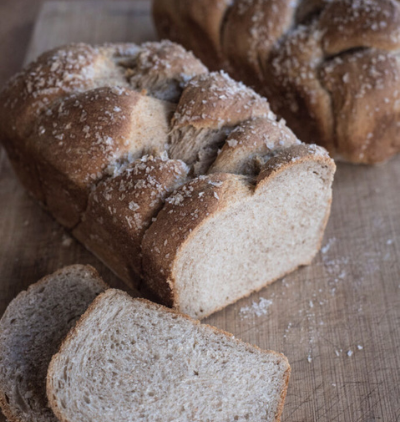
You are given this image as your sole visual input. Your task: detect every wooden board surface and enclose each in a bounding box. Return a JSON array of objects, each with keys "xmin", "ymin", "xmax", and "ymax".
[{"xmin": 1, "ymin": 2, "xmax": 400, "ymax": 421}]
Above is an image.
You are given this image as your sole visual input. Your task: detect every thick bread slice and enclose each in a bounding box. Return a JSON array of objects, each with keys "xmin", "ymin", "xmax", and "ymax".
[
  {"xmin": 73, "ymin": 155, "xmax": 189, "ymax": 286},
  {"xmin": 142, "ymin": 144, "xmax": 335, "ymax": 318},
  {"xmin": 0, "ymin": 265, "xmax": 107, "ymax": 422},
  {"xmin": 47, "ymin": 290, "xmax": 291, "ymax": 422}
]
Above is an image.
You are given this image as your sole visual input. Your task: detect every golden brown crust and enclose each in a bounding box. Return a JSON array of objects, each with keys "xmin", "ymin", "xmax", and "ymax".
[
  {"xmin": 152, "ymin": 0, "xmax": 232, "ymax": 71},
  {"xmin": 321, "ymin": 49, "xmax": 400, "ymax": 163},
  {"xmin": 152, "ymin": 0, "xmax": 185, "ymax": 52},
  {"xmin": 127, "ymin": 40, "xmax": 208, "ymax": 102},
  {"xmin": 295, "ymin": 0, "xmax": 327, "ymax": 23},
  {"xmin": 172, "ymin": 71, "xmax": 271, "ymax": 130},
  {"xmin": 0, "ymin": 44, "xmax": 109, "ymax": 202},
  {"xmin": 222, "ymin": 0, "xmax": 297, "ymax": 87},
  {"xmin": 181, "ymin": 0, "xmax": 232, "ymax": 71},
  {"xmin": 168, "ymin": 71, "xmax": 273, "ymax": 170},
  {"xmin": 209, "ymin": 117, "xmax": 299, "ymax": 175},
  {"xmin": 319, "ymin": 0, "xmax": 400, "ymax": 55},
  {"xmin": 257, "ymin": 143, "xmax": 335, "ymax": 184},
  {"xmin": 73, "ymin": 156, "xmax": 188, "ymax": 286},
  {"xmin": 31, "ymin": 87, "xmax": 173, "ymax": 227},
  {"xmin": 47, "ymin": 290, "xmax": 291, "ymax": 422},
  {"xmin": 266, "ymin": 22, "xmax": 334, "ymax": 153},
  {"xmin": 30, "ymin": 87, "xmax": 140, "ymax": 227}
]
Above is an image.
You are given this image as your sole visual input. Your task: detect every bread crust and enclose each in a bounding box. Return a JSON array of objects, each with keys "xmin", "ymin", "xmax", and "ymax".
[
  {"xmin": 47, "ymin": 290, "xmax": 291, "ymax": 422},
  {"xmin": 321, "ymin": 49, "xmax": 400, "ymax": 163},
  {"xmin": 73, "ymin": 156, "xmax": 188, "ymax": 286},
  {"xmin": 154, "ymin": 0, "xmax": 400, "ymax": 164},
  {"xmin": 0, "ymin": 44, "xmax": 106, "ymax": 202},
  {"xmin": 209, "ymin": 117, "xmax": 299, "ymax": 175},
  {"xmin": 172, "ymin": 72, "xmax": 271, "ymax": 131},
  {"xmin": 222, "ymin": 0, "xmax": 297, "ymax": 87}
]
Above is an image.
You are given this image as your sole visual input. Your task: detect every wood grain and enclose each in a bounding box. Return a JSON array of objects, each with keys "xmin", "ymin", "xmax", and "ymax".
[{"xmin": 1, "ymin": 2, "xmax": 399, "ymax": 421}]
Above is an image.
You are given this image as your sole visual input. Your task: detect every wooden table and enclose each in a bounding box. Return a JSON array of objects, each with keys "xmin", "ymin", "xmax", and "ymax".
[{"xmin": 1, "ymin": 2, "xmax": 399, "ymax": 421}]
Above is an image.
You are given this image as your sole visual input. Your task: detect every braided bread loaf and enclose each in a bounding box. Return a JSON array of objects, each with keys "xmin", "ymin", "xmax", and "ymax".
[
  {"xmin": 153, "ymin": 0, "xmax": 400, "ymax": 164},
  {"xmin": 0, "ymin": 41, "xmax": 335, "ymax": 318}
]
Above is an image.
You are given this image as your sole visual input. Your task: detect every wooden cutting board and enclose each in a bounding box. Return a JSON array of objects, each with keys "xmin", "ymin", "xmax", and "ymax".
[{"xmin": 1, "ymin": 2, "xmax": 399, "ymax": 421}]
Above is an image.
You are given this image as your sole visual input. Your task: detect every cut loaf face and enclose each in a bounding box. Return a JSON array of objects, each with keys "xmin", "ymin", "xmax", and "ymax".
[
  {"xmin": 0, "ymin": 265, "xmax": 107, "ymax": 422},
  {"xmin": 143, "ymin": 144, "xmax": 335, "ymax": 318},
  {"xmin": 47, "ymin": 290, "xmax": 291, "ymax": 422}
]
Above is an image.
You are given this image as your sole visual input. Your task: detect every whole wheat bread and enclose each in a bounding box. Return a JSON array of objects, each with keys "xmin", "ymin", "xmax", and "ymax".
[
  {"xmin": 47, "ymin": 289, "xmax": 291, "ymax": 422},
  {"xmin": 0, "ymin": 41, "xmax": 336, "ymax": 318},
  {"xmin": 0, "ymin": 265, "xmax": 107, "ymax": 422}
]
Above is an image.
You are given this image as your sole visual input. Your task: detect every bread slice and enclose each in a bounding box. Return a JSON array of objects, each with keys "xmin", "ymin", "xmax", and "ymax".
[
  {"xmin": 143, "ymin": 144, "xmax": 335, "ymax": 318},
  {"xmin": 47, "ymin": 289, "xmax": 291, "ymax": 422},
  {"xmin": 0, "ymin": 265, "xmax": 107, "ymax": 422}
]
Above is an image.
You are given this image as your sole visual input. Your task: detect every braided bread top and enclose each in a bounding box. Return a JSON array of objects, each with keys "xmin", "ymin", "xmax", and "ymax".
[
  {"xmin": 153, "ymin": 0, "xmax": 400, "ymax": 164},
  {"xmin": 0, "ymin": 40, "xmax": 327, "ymax": 229}
]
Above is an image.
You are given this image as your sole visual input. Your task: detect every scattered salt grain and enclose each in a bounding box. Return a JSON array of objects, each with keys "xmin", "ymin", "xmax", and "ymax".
[
  {"xmin": 321, "ymin": 238, "xmax": 336, "ymax": 254},
  {"xmin": 347, "ymin": 350, "xmax": 353, "ymax": 357},
  {"xmin": 61, "ymin": 234, "xmax": 73, "ymax": 248},
  {"xmin": 239, "ymin": 297, "xmax": 273, "ymax": 319},
  {"xmin": 357, "ymin": 345, "xmax": 363, "ymax": 350}
]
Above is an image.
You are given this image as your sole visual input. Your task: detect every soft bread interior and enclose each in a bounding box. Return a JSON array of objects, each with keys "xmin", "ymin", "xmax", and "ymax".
[
  {"xmin": 0, "ymin": 266, "xmax": 106, "ymax": 422},
  {"xmin": 174, "ymin": 158, "xmax": 333, "ymax": 318},
  {"xmin": 47, "ymin": 290, "xmax": 290, "ymax": 422}
]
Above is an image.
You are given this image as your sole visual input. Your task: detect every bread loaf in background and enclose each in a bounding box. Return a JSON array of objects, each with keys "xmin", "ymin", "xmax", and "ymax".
[
  {"xmin": 153, "ymin": 0, "xmax": 400, "ymax": 164},
  {"xmin": 0, "ymin": 41, "xmax": 335, "ymax": 318}
]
